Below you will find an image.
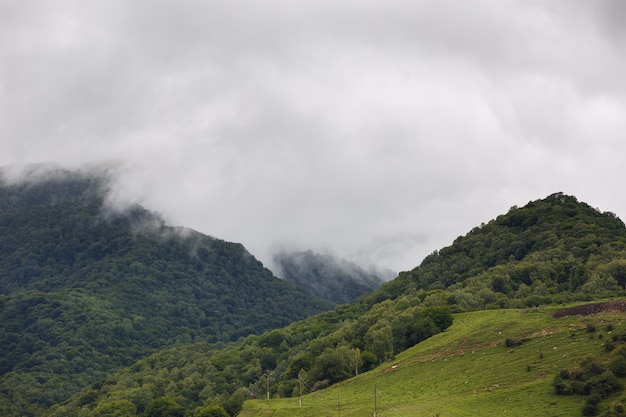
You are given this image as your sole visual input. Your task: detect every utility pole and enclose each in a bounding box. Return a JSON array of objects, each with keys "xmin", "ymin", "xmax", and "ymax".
[
  {"xmin": 337, "ymin": 393, "xmax": 341, "ymax": 417},
  {"xmin": 373, "ymin": 385, "xmax": 377, "ymax": 417},
  {"xmin": 298, "ymin": 372, "xmax": 302, "ymax": 408},
  {"xmin": 263, "ymin": 370, "xmax": 271, "ymax": 400}
]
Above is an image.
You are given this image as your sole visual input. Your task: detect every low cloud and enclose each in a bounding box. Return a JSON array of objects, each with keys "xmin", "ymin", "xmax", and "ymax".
[{"xmin": 1, "ymin": 1, "xmax": 625, "ymax": 271}]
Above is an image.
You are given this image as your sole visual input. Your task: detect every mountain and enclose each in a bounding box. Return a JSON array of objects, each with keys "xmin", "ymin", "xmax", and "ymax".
[
  {"xmin": 378, "ymin": 192, "xmax": 626, "ymax": 307},
  {"xmin": 47, "ymin": 192, "xmax": 626, "ymax": 417},
  {"xmin": 272, "ymin": 250, "xmax": 389, "ymax": 304},
  {"xmin": 0, "ymin": 169, "xmax": 332, "ymax": 417}
]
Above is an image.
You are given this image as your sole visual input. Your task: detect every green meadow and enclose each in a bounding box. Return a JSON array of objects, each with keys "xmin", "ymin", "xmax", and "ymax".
[{"xmin": 241, "ymin": 305, "xmax": 625, "ymax": 417}]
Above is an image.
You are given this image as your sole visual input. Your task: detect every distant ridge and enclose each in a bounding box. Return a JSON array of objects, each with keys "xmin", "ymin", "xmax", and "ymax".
[{"xmin": 272, "ymin": 250, "xmax": 388, "ymax": 304}]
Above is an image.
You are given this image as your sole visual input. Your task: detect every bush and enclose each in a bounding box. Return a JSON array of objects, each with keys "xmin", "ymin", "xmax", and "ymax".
[
  {"xmin": 609, "ymin": 355, "xmax": 626, "ymax": 377},
  {"xmin": 584, "ymin": 371, "xmax": 623, "ymax": 398},
  {"xmin": 505, "ymin": 338, "xmax": 524, "ymax": 348},
  {"xmin": 580, "ymin": 357, "xmax": 606, "ymax": 379},
  {"xmin": 552, "ymin": 375, "xmax": 569, "ymax": 395},
  {"xmin": 583, "ymin": 393, "xmax": 602, "ymax": 416}
]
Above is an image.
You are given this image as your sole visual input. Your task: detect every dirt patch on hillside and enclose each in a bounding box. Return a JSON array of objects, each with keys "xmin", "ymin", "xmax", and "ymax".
[{"xmin": 552, "ymin": 300, "xmax": 626, "ymax": 318}]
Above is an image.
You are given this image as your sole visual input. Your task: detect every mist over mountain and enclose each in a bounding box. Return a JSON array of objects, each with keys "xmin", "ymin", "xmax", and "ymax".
[
  {"xmin": 272, "ymin": 250, "xmax": 391, "ymax": 304},
  {"xmin": 0, "ymin": 169, "xmax": 332, "ymax": 416}
]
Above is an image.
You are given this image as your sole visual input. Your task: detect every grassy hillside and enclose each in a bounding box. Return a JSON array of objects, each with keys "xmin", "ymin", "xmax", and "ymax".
[{"xmin": 241, "ymin": 303, "xmax": 626, "ymax": 417}]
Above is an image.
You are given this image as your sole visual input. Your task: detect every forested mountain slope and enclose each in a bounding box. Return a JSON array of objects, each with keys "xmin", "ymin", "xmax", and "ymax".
[
  {"xmin": 0, "ymin": 170, "xmax": 332, "ymax": 416},
  {"xmin": 48, "ymin": 192, "xmax": 626, "ymax": 417},
  {"xmin": 272, "ymin": 250, "xmax": 387, "ymax": 304},
  {"xmin": 376, "ymin": 192, "xmax": 626, "ymax": 309}
]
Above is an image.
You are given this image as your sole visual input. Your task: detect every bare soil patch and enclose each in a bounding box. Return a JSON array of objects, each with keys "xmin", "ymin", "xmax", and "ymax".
[{"xmin": 552, "ymin": 300, "xmax": 626, "ymax": 318}]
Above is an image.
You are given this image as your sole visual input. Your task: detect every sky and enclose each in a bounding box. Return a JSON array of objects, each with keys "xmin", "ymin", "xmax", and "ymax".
[{"xmin": 1, "ymin": 0, "xmax": 626, "ymax": 274}]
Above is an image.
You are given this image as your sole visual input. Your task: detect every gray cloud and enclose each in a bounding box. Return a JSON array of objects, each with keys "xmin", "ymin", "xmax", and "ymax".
[{"xmin": 1, "ymin": 0, "xmax": 625, "ymax": 272}]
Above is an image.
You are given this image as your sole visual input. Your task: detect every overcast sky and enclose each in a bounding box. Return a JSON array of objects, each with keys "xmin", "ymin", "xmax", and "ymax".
[{"xmin": 1, "ymin": 1, "xmax": 626, "ymax": 273}]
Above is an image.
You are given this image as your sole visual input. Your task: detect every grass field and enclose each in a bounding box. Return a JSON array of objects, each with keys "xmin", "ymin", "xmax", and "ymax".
[{"xmin": 240, "ymin": 304, "xmax": 626, "ymax": 417}]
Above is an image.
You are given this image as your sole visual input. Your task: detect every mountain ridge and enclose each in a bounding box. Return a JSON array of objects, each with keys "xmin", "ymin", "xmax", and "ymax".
[{"xmin": 272, "ymin": 250, "xmax": 388, "ymax": 304}]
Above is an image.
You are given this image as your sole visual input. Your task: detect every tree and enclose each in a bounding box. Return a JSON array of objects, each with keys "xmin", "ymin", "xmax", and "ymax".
[
  {"xmin": 194, "ymin": 405, "xmax": 229, "ymax": 417},
  {"xmin": 365, "ymin": 322, "xmax": 393, "ymax": 363},
  {"xmin": 310, "ymin": 347, "xmax": 352, "ymax": 384},
  {"xmin": 91, "ymin": 399, "xmax": 136, "ymax": 417},
  {"xmin": 220, "ymin": 387, "xmax": 250, "ymax": 417},
  {"xmin": 421, "ymin": 305, "xmax": 453, "ymax": 331},
  {"xmin": 144, "ymin": 396, "xmax": 185, "ymax": 417},
  {"xmin": 350, "ymin": 347, "xmax": 362, "ymax": 376},
  {"xmin": 607, "ymin": 259, "xmax": 626, "ymax": 289}
]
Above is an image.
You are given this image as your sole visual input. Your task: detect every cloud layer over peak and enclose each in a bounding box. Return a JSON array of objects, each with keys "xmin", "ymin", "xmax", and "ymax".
[{"xmin": 1, "ymin": 0, "xmax": 625, "ymax": 271}]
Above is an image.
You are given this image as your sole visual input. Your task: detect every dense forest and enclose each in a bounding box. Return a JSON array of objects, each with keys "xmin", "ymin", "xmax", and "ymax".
[
  {"xmin": 0, "ymin": 171, "xmax": 332, "ymax": 416},
  {"xmin": 272, "ymin": 250, "xmax": 387, "ymax": 304},
  {"xmin": 44, "ymin": 191, "xmax": 626, "ymax": 417}
]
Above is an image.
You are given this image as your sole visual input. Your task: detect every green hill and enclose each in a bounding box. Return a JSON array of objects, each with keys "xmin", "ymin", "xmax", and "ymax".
[
  {"xmin": 0, "ymin": 169, "xmax": 332, "ymax": 417},
  {"xmin": 377, "ymin": 192, "xmax": 626, "ymax": 308}
]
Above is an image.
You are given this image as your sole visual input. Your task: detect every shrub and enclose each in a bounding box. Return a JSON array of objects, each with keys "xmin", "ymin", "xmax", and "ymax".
[
  {"xmin": 505, "ymin": 338, "xmax": 524, "ymax": 348},
  {"xmin": 581, "ymin": 357, "xmax": 606, "ymax": 379},
  {"xmin": 552, "ymin": 375, "xmax": 569, "ymax": 395},
  {"xmin": 609, "ymin": 355, "xmax": 626, "ymax": 377},
  {"xmin": 582, "ymin": 394, "xmax": 600, "ymax": 416},
  {"xmin": 584, "ymin": 371, "xmax": 623, "ymax": 398}
]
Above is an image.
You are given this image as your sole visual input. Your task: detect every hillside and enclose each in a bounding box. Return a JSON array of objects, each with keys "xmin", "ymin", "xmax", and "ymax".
[
  {"xmin": 0, "ymin": 170, "xmax": 332, "ymax": 417},
  {"xmin": 272, "ymin": 250, "xmax": 388, "ymax": 304},
  {"xmin": 241, "ymin": 303, "xmax": 626, "ymax": 417},
  {"xmin": 46, "ymin": 193, "xmax": 626, "ymax": 417}
]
